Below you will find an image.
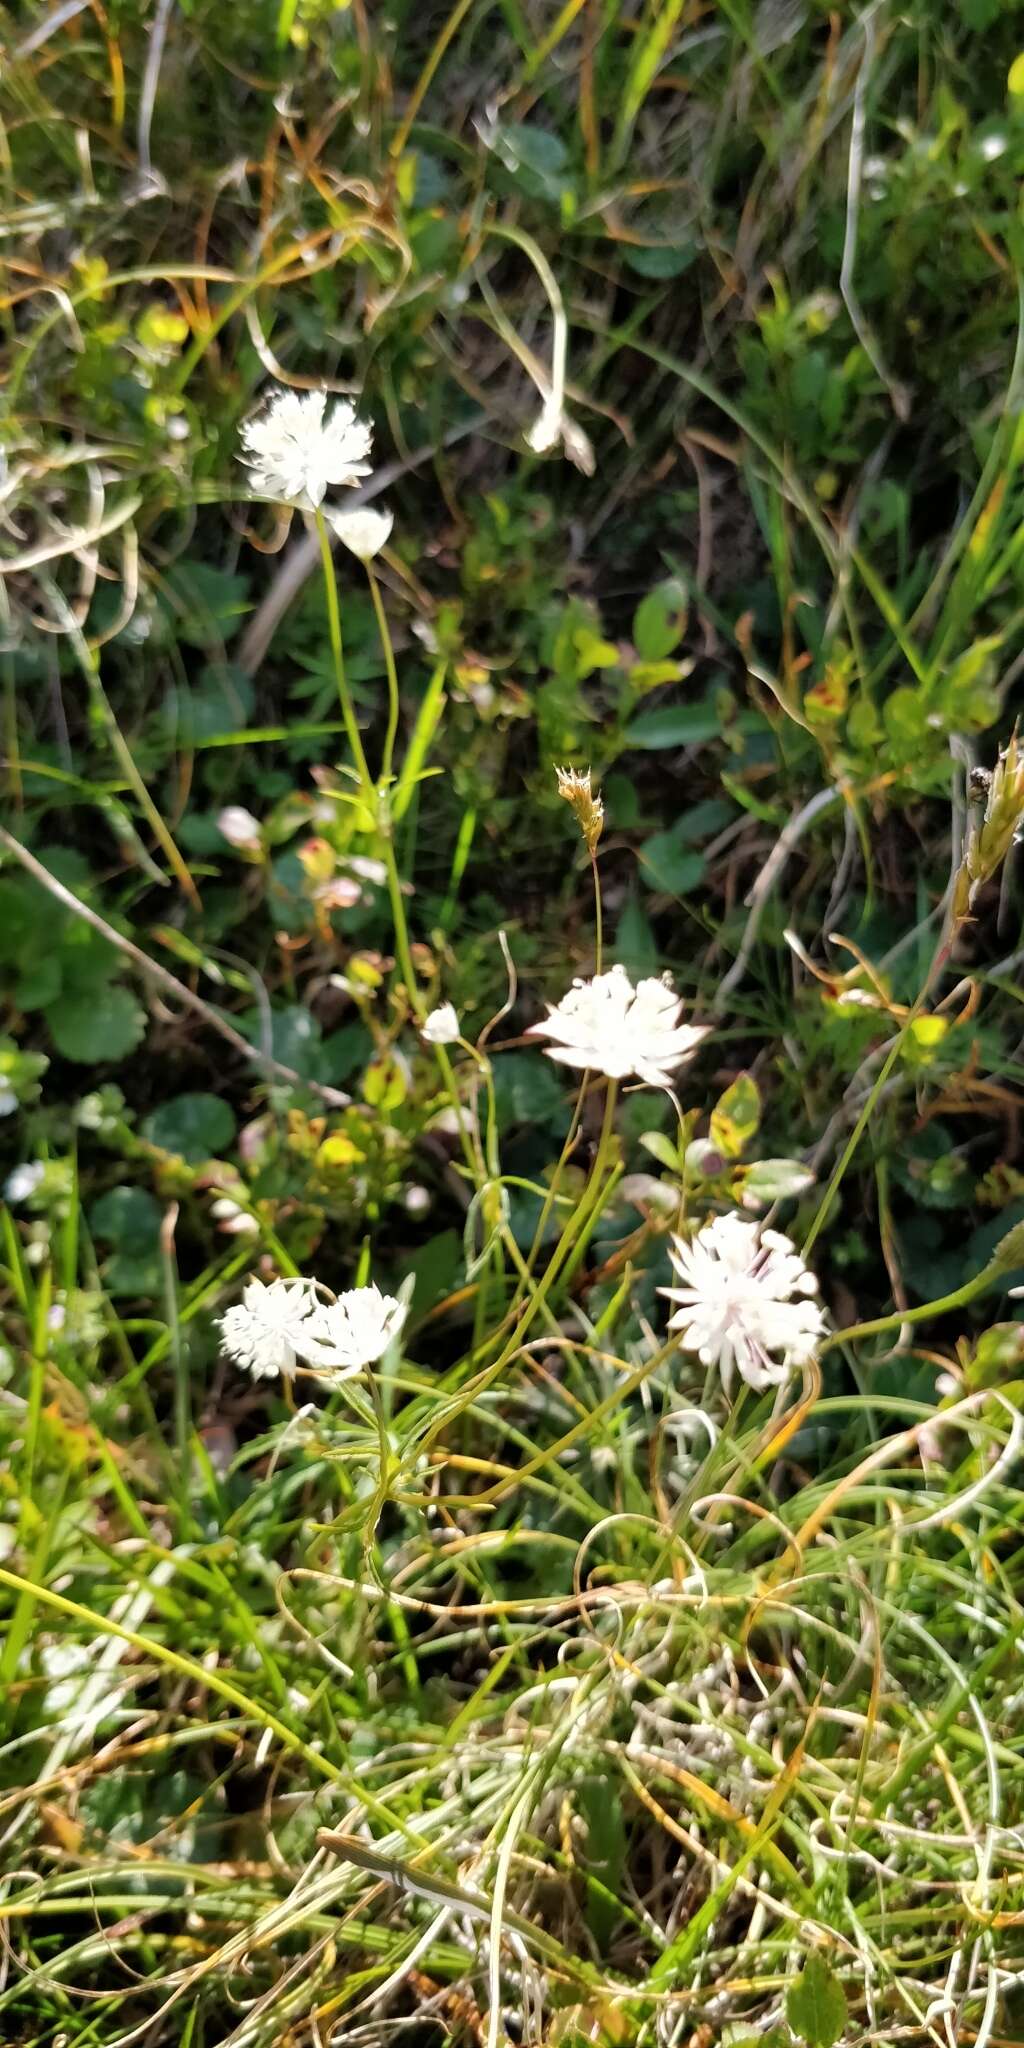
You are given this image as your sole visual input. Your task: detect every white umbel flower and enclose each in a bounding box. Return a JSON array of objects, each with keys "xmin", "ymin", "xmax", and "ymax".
[
  {"xmin": 326, "ymin": 503, "xmax": 393, "ymax": 561},
  {"xmin": 218, "ymin": 1276, "xmax": 317, "ymax": 1380},
  {"xmin": 527, "ymin": 963, "xmax": 708, "ymax": 1088},
  {"xmin": 421, "ymin": 1002, "xmax": 461, "ymax": 1045},
  {"xmin": 301, "ymin": 1283, "xmax": 405, "ymax": 1375},
  {"xmin": 661, "ymin": 1213, "xmax": 826, "ymax": 1394},
  {"xmin": 239, "ymin": 389, "xmax": 373, "ymax": 509}
]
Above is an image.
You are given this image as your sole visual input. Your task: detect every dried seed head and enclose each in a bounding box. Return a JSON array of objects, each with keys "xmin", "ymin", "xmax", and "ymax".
[
  {"xmin": 954, "ymin": 732, "xmax": 1024, "ymax": 920},
  {"xmin": 555, "ymin": 764, "xmax": 604, "ymax": 854}
]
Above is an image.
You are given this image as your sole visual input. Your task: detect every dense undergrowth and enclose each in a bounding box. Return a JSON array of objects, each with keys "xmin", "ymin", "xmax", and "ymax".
[{"xmin": 5, "ymin": 3, "xmax": 1024, "ymax": 2044}]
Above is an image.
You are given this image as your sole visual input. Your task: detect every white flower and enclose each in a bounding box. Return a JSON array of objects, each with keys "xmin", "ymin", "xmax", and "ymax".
[
  {"xmin": 301, "ymin": 1283, "xmax": 405, "ymax": 1375},
  {"xmin": 218, "ymin": 1276, "xmax": 317, "ymax": 1380},
  {"xmin": 661, "ymin": 1213, "xmax": 826, "ymax": 1395},
  {"xmin": 527, "ymin": 964, "xmax": 707, "ymax": 1088},
  {"xmin": 5, "ymin": 1160, "xmax": 45, "ymax": 1203},
  {"xmin": 239, "ymin": 389, "xmax": 373, "ymax": 509},
  {"xmin": 0, "ymin": 1087, "xmax": 17, "ymax": 1117},
  {"xmin": 421, "ymin": 1002, "xmax": 461, "ymax": 1045},
  {"xmin": 218, "ymin": 805, "xmax": 262, "ymax": 849},
  {"xmin": 211, "ymin": 1197, "xmax": 260, "ymax": 1237},
  {"xmin": 326, "ymin": 503, "xmax": 393, "ymax": 561}
]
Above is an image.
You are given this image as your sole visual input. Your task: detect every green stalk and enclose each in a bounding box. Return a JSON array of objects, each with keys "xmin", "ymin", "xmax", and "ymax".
[
  {"xmin": 382, "ymin": 832, "xmax": 424, "ymax": 1021},
  {"xmin": 314, "ymin": 508, "xmax": 373, "ymax": 796},
  {"xmin": 368, "ymin": 565, "xmax": 401, "ymax": 788},
  {"xmin": 824, "ymin": 1262, "xmax": 1000, "ymax": 1354},
  {"xmin": 420, "ymin": 1084, "xmax": 620, "ymax": 1454}
]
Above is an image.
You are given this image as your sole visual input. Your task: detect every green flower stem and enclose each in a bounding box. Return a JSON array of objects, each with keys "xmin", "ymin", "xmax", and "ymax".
[
  {"xmin": 824, "ymin": 1263, "xmax": 998, "ymax": 1354},
  {"xmin": 382, "ymin": 830, "xmax": 425, "ymax": 1021},
  {"xmin": 367, "ymin": 564, "xmax": 401, "ymax": 789},
  {"xmin": 803, "ymin": 923, "xmax": 959, "ymax": 1261},
  {"xmin": 314, "ymin": 507, "xmax": 373, "ymax": 797},
  {"xmin": 420, "ymin": 1084, "xmax": 619, "ymax": 1454}
]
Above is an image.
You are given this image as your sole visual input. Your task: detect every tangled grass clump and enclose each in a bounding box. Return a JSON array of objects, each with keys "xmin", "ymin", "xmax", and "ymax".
[{"xmin": 6, "ymin": 3, "xmax": 1024, "ymax": 2044}]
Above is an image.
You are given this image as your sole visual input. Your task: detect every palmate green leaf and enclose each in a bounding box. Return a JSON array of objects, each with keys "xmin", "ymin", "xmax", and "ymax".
[
  {"xmin": 90, "ymin": 1183, "xmax": 164, "ymax": 1297},
  {"xmin": 48, "ymin": 987, "xmax": 147, "ymax": 1064},
  {"xmin": 785, "ymin": 1954, "xmax": 848, "ymax": 2048},
  {"xmin": 142, "ymin": 1093, "xmax": 237, "ymax": 1165}
]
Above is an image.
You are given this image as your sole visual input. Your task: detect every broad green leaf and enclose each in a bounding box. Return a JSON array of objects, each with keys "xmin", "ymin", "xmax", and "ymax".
[
  {"xmin": 615, "ymin": 891, "xmax": 659, "ymax": 980},
  {"xmin": 15, "ymin": 957, "xmax": 62, "ymax": 1012},
  {"xmin": 624, "ymin": 700, "xmax": 721, "ymax": 749},
  {"xmin": 48, "ymin": 987, "xmax": 146, "ymax": 1064},
  {"xmin": 740, "ymin": 1158, "xmax": 815, "ymax": 1205},
  {"xmin": 640, "ymin": 1130, "xmax": 681, "ymax": 1172},
  {"xmin": 672, "ymin": 797, "xmax": 736, "ymax": 842},
  {"xmin": 90, "ymin": 1184, "xmax": 163, "ymax": 1297},
  {"xmin": 363, "ymin": 1054, "xmax": 409, "ymax": 1111},
  {"xmin": 492, "ymin": 1052, "xmax": 568, "ymax": 1133},
  {"xmin": 623, "ymin": 240, "xmax": 697, "ymax": 279},
  {"xmin": 629, "ymin": 658, "xmax": 690, "ymax": 692},
  {"xmin": 90, "ymin": 1185, "xmax": 162, "ymax": 1252},
  {"xmin": 168, "ymin": 666, "xmax": 255, "ymax": 742},
  {"xmin": 237, "ymin": 1004, "xmax": 323, "ymax": 1079},
  {"xmin": 632, "ymin": 578, "xmax": 688, "ymax": 661},
  {"xmin": 163, "ymin": 564, "xmax": 252, "ymax": 648},
  {"xmin": 406, "ymin": 1228, "xmax": 462, "ymax": 1314},
  {"xmin": 572, "ymin": 626, "xmax": 619, "ymax": 676},
  {"xmin": 639, "ymin": 829, "xmax": 705, "ymax": 897},
  {"xmin": 883, "ymin": 686, "xmax": 927, "ymax": 746},
  {"xmin": 785, "ymin": 1954, "xmax": 848, "ymax": 2048},
  {"xmin": 142, "ymin": 1093, "xmax": 237, "ymax": 1164},
  {"xmin": 491, "ymin": 121, "xmax": 571, "ymax": 202},
  {"xmin": 710, "ymin": 1073, "xmax": 761, "ymax": 1159}
]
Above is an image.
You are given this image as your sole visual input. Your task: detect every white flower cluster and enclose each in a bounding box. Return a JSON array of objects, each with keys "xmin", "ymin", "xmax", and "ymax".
[
  {"xmin": 661, "ymin": 1212, "xmax": 826, "ymax": 1394},
  {"xmin": 527, "ymin": 962, "xmax": 707, "ymax": 1089},
  {"xmin": 238, "ymin": 387, "xmax": 392, "ymax": 559},
  {"xmin": 219, "ymin": 1276, "xmax": 404, "ymax": 1382}
]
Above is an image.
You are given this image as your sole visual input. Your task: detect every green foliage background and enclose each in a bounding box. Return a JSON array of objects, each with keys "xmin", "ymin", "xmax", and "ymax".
[{"xmin": 5, "ymin": 3, "xmax": 1024, "ymax": 2044}]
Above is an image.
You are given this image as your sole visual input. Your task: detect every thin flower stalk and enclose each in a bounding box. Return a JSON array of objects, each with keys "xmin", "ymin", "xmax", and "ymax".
[{"xmin": 314, "ymin": 506, "xmax": 373, "ymax": 797}]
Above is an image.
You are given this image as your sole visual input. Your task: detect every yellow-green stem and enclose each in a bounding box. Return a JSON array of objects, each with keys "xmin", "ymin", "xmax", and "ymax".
[
  {"xmin": 421, "ymin": 1083, "xmax": 619, "ymax": 1453},
  {"xmin": 383, "ymin": 833, "xmax": 424, "ymax": 1022},
  {"xmin": 314, "ymin": 507, "xmax": 372, "ymax": 796},
  {"xmin": 824, "ymin": 1262, "xmax": 997, "ymax": 1354},
  {"xmin": 368, "ymin": 564, "xmax": 401, "ymax": 788}
]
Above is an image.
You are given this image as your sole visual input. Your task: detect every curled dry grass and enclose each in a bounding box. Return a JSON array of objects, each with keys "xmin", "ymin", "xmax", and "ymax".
[{"xmin": 2, "ymin": 1374, "xmax": 1023, "ymax": 2047}]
